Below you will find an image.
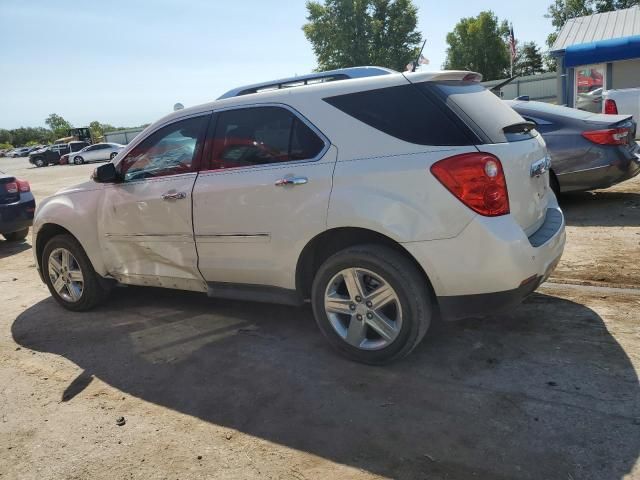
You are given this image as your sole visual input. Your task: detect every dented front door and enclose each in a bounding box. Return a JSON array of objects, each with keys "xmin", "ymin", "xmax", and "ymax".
[{"xmin": 97, "ymin": 113, "xmax": 210, "ymax": 292}]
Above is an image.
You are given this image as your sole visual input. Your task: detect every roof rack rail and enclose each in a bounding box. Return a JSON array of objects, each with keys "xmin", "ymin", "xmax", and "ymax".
[{"xmin": 217, "ymin": 66, "xmax": 396, "ymax": 100}]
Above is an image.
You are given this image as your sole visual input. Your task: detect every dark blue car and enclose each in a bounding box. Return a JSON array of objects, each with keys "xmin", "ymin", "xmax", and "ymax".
[
  {"xmin": 507, "ymin": 100, "xmax": 640, "ymax": 196},
  {"xmin": 0, "ymin": 171, "xmax": 35, "ymax": 241}
]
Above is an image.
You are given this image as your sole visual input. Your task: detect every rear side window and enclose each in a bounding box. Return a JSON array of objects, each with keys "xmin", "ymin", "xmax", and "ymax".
[
  {"xmin": 210, "ymin": 107, "xmax": 326, "ymax": 170},
  {"xmin": 421, "ymin": 82, "xmax": 537, "ymax": 143},
  {"xmin": 323, "ymin": 84, "xmax": 474, "ymax": 146}
]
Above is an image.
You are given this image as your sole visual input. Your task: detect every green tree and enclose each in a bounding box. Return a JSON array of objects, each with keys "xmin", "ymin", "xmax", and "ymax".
[
  {"xmin": 9, "ymin": 127, "xmax": 54, "ymax": 146},
  {"xmin": 514, "ymin": 42, "xmax": 545, "ymax": 76},
  {"xmin": 0, "ymin": 129, "xmax": 13, "ymax": 145},
  {"xmin": 303, "ymin": 0, "xmax": 422, "ymax": 72},
  {"xmin": 45, "ymin": 113, "xmax": 73, "ymax": 139},
  {"xmin": 545, "ymin": 0, "xmax": 639, "ymax": 48},
  {"xmin": 443, "ymin": 11, "xmax": 510, "ymax": 81}
]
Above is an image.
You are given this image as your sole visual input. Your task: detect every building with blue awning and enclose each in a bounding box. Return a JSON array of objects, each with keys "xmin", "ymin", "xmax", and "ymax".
[{"xmin": 551, "ymin": 5, "xmax": 640, "ymax": 112}]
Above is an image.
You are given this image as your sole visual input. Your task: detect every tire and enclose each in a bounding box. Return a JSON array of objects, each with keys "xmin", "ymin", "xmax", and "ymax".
[
  {"xmin": 110, "ymin": 152, "xmax": 118, "ymax": 160},
  {"xmin": 42, "ymin": 234, "xmax": 111, "ymax": 311},
  {"xmin": 311, "ymin": 244, "xmax": 432, "ymax": 365},
  {"xmin": 3, "ymin": 228, "xmax": 28, "ymax": 242},
  {"xmin": 550, "ymin": 171, "xmax": 561, "ymax": 199},
  {"xmin": 74, "ymin": 156, "xmax": 84, "ymax": 165},
  {"xmin": 34, "ymin": 157, "xmax": 45, "ymax": 168}
]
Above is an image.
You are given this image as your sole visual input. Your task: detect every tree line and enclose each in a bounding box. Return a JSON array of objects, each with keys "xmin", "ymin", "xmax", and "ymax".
[
  {"xmin": 303, "ymin": 0, "xmax": 638, "ymax": 81},
  {"xmin": 4, "ymin": 0, "xmax": 636, "ymax": 147},
  {"xmin": 0, "ymin": 113, "xmax": 149, "ymax": 149}
]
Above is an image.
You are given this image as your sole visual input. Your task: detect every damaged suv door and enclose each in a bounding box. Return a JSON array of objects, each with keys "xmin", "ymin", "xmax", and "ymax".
[{"xmin": 98, "ymin": 113, "xmax": 210, "ymax": 292}]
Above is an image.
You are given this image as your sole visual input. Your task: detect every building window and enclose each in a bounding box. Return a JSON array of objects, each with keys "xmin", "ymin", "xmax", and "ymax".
[{"xmin": 574, "ymin": 64, "xmax": 606, "ymax": 113}]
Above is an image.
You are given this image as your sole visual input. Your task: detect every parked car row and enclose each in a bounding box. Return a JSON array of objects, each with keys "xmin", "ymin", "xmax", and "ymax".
[
  {"xmin": 29, "ymin": 142, "xmax": 124, "ymax": 167},
  {"xmin": 1, "ymin": 145, "xmax": 47, "ymax": 158}
]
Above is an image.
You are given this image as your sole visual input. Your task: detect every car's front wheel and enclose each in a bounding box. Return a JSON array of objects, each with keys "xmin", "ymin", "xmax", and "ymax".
[
  {"xmin": 34, "ymin": 157, "xmax": 45, "ymax": 167},
  {"xmin": 110, "ymin": 152, "xmax": 118, "ymax": 160},
  {"xmin": 74, "ymin": 156, "xmax": 84, "ymax": 165},
  {"xmin": 43, "ymin": 234, "xmax": 111, "ymax": 311},
  {"xmin": 3, "ymin": 228, "xmax": 29, "ymax": 241},
  {"xmin": 311, "ymin": 244, "xmax": 432, "ymax": 364}
]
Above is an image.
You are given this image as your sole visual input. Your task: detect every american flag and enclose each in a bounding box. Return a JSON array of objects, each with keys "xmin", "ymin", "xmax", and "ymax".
[{"xmin": 508, "ymin": 24, "xmax": 517, "ymax": 61}]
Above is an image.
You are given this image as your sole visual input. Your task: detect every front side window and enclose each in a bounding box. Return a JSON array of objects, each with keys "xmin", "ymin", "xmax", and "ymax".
[
  {"xmin": 120, "ymin": 116, "xmax": 207, "ymax": 181},
  {"xmin": 209, "ymin": 106, "xmax": 325, "ymax": 170}
]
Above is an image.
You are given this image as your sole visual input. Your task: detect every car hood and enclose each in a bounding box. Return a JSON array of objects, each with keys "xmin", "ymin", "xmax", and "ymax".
[{"xmin": 55, "ymin": 180, "xmax": 102, "ymax": 196}]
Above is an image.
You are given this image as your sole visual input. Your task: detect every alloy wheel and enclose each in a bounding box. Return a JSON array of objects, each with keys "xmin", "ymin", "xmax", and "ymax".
[
  {"xmin": 48, "ymin": 247, "xmax": 84, "ymax": 302},
  {"xmin": 324, "ymin": 268, "xmax": 402, "ymax": 350}
]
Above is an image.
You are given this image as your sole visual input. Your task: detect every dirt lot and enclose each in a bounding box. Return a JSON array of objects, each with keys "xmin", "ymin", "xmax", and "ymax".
[{"xmin": 0, "ymin": 156, "xmax": 639, "ymax": 480}]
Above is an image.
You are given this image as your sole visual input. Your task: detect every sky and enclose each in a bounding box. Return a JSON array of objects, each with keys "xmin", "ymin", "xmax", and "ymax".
[{"xmin": 0, "ymin": 0, "xmax": 555, "ymax": 130}]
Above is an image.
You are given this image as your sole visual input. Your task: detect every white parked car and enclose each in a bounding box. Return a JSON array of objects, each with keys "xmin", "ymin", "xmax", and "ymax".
[
  {"xmin": 70, "ymin": 143, "xmax": 125, "ymax": 165},
  {"xmin": 32, "ymin": 67, "xmax": 565, "ymax": 364},
  {"xmin": 603, "ymin": 87, "xmax": 640, "ymax": 139}
]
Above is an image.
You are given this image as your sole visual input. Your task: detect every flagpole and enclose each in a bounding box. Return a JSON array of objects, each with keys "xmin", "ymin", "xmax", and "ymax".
[{"xmin": 510, "ymin": 23, "xmax": 514, "ymax": 77}]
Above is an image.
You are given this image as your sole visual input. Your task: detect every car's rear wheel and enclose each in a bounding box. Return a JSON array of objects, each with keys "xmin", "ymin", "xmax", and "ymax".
[
  {"xmin": 311, "ymin": 244, "xmax": 431, "ymax": 364},
  {"xmin": 34, "ymin": 157, "xmax": 45, "ymax": 167},
  {"xmin": 110, "ymin": 152, "xmax": 118, "ymax": 160},
  {"xmin": 3, "ymin": 228, "xmax": 29, "ymax": 242},
  {"xmin": 74, "ymin": 156, "xmax": 84, "ymax": 165},
  {"xmin": 43, "ymin": 234, "xmax": 111, "ymax": 311}
]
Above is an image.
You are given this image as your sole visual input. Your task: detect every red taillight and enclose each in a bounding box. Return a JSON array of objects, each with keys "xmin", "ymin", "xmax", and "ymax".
[
  {"xmin": 430, "ymin": 153, "xmax": 510, "ymax": 216},
  {"xmin": 604, "ymin": 99, "xmax": 618, "ymax": 114},
  {"xmin": 582, "ymin": 128, "xmax": 629, "ymax": 145},
  {"xmin": 5, "ymin": 181, "xmax": 18, "ymax": 194},
  {"xmin": 17, "ymin": 179, "xmax": 30, "ymax": 192}
]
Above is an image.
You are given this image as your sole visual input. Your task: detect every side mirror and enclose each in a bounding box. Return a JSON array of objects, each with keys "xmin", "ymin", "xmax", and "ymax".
[{"xmin": 92, "ymin": 163, "xmax": 119, "ymax": 183}]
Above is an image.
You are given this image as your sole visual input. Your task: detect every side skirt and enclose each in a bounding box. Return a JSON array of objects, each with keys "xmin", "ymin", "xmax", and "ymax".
[{"xmin": 206, "ymin": 282, "xmax": 305, "ymax": 306}]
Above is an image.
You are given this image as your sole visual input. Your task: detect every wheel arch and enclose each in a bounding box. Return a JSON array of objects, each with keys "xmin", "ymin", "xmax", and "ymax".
[
  {"xmin": 295, "ymin": 227, "xmax": 437, "ymax": 304},
  {"xmin": 35, "ymin": 223, "xmax": 75, "ymax": 274}
]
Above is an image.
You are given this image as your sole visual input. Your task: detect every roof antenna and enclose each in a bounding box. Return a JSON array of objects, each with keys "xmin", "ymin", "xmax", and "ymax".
[{"xmin": 412, "ymin": 39, "xmax": 427, "ymax": 72}]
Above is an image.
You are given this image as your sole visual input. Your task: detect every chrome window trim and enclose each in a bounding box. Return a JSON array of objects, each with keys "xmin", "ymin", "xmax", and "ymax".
[{"xmin": 204, "ymin": 102, "xmax": 331, "ymax": 171}]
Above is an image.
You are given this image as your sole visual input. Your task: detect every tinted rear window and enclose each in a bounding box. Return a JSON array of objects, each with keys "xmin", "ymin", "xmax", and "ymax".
[
  {"xmin": 420, "ymin": 82, "xmax": 536, "ymax": 144},
  {"xmin": 323, "ymin": 84, "xmax": 475, "ymax": 146}
]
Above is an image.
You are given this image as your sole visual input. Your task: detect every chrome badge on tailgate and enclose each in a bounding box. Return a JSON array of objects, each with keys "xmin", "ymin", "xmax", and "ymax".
[{"xmin": 530, "ymin": 156, "xmax": 551, "ymax": 178}]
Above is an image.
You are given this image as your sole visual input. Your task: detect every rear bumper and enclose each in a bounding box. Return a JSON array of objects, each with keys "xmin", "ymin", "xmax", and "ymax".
[
  {"xmin": 0, "ymin": 193, "xmax": 35, "ymax": 234},
  {"xmin": 403, "ymin": 201, "xmax": 565, "ymax": 321},
  {"xmin": 558, "ymin": 146, "xmax": 640, "ymax": 192}
]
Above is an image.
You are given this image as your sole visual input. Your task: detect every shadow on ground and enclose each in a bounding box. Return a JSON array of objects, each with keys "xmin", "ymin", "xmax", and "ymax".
[
  {"xmin": 12, "ymin": 288, "xmax": 640, "ymax": 480},
  {"xmin": 561, "ymin": 190, "xmax": 640, "ymax": 227},
  {"xmin": 0, "ymin": 239, "xmax": 31, "ymax": 259}
]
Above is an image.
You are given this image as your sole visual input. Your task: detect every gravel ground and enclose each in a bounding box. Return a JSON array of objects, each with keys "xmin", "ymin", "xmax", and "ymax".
[{"xmin": 0, "ymin": 156, "xmax": 639, "ymax": 480}]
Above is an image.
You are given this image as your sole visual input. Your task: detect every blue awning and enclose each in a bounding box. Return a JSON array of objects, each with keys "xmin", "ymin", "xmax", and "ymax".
[{"xmin": 564, "ymin": 35, "xmax": 640, "ymax": 67}]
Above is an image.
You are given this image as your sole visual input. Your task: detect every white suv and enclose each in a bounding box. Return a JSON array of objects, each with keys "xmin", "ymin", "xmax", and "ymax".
[{"xmin": 32, "ymin": 68, "xmax": 565, "ymax": 364}]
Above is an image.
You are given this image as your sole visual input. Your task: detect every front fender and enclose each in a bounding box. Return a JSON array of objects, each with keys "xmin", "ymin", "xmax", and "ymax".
[{"xmin": 33, "ymin": 188, "xmax": 107, "ymax": 276}]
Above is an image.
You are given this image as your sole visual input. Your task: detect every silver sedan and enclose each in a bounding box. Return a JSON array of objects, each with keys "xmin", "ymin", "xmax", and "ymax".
[{"xmin": 71, "ymin": 143, "xmax": 124, "ymax": 165}]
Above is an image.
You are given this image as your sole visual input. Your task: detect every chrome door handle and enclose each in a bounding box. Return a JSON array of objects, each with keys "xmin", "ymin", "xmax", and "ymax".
[
  {"xmin": 275, "ymin": 177, "xmax": 308, "ymax": 187},
  {"xmin": 162, "ymin": 191, "xmax": 187, "ymax": 200}
]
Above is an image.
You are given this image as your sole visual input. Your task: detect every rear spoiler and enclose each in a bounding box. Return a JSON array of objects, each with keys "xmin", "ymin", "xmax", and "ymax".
[
  {"xmin": 404, "ymin": 70, "xmax": 483, "ymax": 83},
  {"xmin": 503, "ymin": 121, "xmax": 536, "ymax": 135}
]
